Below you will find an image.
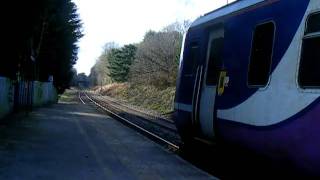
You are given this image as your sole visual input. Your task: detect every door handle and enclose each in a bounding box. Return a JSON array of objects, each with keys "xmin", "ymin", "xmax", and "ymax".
[{"xmin": 218, "ymin": 70, "xmax": 229, "ymax": 96}]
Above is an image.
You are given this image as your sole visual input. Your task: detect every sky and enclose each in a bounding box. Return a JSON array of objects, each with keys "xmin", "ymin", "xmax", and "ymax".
[{"xmin": 73, "ymin": 0, "xmax": 235, "ymax": 75}]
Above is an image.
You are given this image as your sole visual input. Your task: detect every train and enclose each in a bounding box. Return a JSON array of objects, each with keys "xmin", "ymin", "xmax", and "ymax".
[{"xmin": 174, "ymin": 0, "xmax": 320, "ymax": 176}]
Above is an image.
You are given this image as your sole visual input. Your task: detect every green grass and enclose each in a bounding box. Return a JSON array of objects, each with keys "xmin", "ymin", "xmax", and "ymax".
[{"xmin": 59, "ymin": 89, "xmax": 75, "ymax": 102}]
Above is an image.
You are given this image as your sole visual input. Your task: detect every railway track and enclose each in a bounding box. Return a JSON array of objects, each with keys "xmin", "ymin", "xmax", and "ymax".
[
  {"xmin": 89, "ymin": 93, "xmax": 176, "ymax": 131},
  {"xmin": 93, "ymin": 93, "xmax": 173, "ymax": 122},
  {"xmin": 78, "ymin": 90, "xmax": 294, "ymax": 179},
  {"xmin": 78, "ymin": 91, "xmax": 180, "ymax": 151}
]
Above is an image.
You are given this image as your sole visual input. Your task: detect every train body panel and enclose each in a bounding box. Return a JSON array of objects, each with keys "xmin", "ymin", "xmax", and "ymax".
[{"xmin": 174, "ymin": 0, "xmax": 320, "ymax": 175}]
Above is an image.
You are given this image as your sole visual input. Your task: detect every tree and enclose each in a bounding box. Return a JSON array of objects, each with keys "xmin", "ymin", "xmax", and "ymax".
[
  {"xmin": 70, "ymin": 68, "xmax": 78, "ymax": 86},
  {"xmin": 77, "ymin": 73, "xmax": 89, "ymax": 88},
  {"xmin": 88, "ymin": 20, "xmax": 188, "ymax": 88},
  {"xmin": 90, "ymin": 56, "xmax": 110, "ymax": 86},
  {"xmin": 88, "ymin": 42, "xmax": 117, "ymax": 86},
  {"xmin": 162, "ymin": 20, "xmax": 192, "ymax": 34},
  {"xmin": 130, "ymin": 30, "xmax": 182, "ymax": 87},
  {"xmin": 1, "ymin": 0, "xmax": 83, "ymax": 94},
  {"xmin": 107, "ymin": 44, "xmax": 137, "ymax": 82},
  {"xmin": 38, "ymin": 0, "xmax": 83, "ymax": 93}
]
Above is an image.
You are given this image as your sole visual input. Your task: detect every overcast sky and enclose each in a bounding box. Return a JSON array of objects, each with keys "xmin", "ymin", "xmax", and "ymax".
[{"xmin": 73, "ymin": 0, "xmax": 234, "ymax": 75}]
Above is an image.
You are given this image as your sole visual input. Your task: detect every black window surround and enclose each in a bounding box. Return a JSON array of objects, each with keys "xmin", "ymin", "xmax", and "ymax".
[
  {"xmin": 298, "ymin": 12, "xmax": 320, "ymax": 88},
  {"xmin": 183, "ymin": 42, "xmax": 199, "ymax": 76},
  {"xmin": 247, "ymin": 21, "xmax": 275, "ymax": 87}
]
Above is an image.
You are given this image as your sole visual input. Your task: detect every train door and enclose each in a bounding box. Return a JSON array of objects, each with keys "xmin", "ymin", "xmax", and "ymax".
[{"xmin": 199, "ymin": 27, "xmax": 224, "ymax": 138}]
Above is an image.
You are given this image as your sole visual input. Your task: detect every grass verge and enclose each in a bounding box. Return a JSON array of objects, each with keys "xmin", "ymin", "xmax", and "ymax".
[{"xmin": 94, "ymin": 83, "xmax": 175, "ymax": 114}]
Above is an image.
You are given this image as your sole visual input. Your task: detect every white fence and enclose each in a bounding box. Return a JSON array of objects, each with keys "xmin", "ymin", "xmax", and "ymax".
[
  {"xmin": 0, "ymin": 77, "xmax": 14, "ymax": 118},
  {"xmin": 0, "ymin": 76, "xmax": 58, "ymax": 119}
]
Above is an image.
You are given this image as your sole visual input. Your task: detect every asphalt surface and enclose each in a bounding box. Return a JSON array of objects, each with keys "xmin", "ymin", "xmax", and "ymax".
[{"xmin": 0, "ymin": 92, "xmax": 215, "ymax": 180}]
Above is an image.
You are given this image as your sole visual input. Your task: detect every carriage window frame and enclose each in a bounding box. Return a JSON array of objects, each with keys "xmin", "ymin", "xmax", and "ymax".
[
  {"xmin": 205, "ymin": 36, "xmax": 224, "ymax": 86},
  {"xmin": 247, "ymin": 21, "xmax": 276, "ymax": 88},
  {"xmin": 182, "ymin": 42, "xmax": 199, "ymax": 76},
  {"xmin": 298, "ymin": 12, "xmax": 320, "ymax": 89}
]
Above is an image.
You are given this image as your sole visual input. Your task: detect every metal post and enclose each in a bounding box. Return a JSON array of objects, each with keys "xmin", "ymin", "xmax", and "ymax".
[{"xmin": 100, "ymin": 81, "xmax": 102, "ymax": 94}]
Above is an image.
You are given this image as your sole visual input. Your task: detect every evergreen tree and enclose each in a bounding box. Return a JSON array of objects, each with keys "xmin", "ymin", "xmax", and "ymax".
[
  {"xmin": 107, "ymin": 45, "xmax": 137, "ymax": 82},
  {"xmin": 1, "ymin": 0, "xmax": 82, "ymax": 94}
]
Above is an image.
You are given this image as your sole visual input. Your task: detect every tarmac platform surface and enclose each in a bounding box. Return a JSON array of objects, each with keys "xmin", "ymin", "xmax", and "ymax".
[{"xmin": 0, "ymin": 92, "xmax": 215, "ymax": 180}]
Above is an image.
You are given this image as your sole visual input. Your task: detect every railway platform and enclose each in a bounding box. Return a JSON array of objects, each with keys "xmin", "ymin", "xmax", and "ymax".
[{"xmin": 0, "ymin": 90, "xmax": 216, "ymax": 180}]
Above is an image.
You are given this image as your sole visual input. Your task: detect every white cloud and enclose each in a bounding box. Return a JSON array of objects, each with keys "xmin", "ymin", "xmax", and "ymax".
[{"xmin": 73, "ymin": 0, "xmax": 234, "ymax": 75}]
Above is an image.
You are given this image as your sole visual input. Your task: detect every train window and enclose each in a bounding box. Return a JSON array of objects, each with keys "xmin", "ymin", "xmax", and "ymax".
[
  {"xmin": 299, "ymin": 12, "xmax": 320, "ymax": 88},
  {"xmin": 183, "ymin": 42, "xmax": 198, "ymax": 75},
  {"xmin": 206, "ymin": 37, "xmax": 224, "ymax": 85},
  {"xmin": 305, "ymin": 13, "xmax": 320, "ymax": 34},
  {"xmin": 248, "ymin": 22, "xmax": 275, "ymax": 87}
]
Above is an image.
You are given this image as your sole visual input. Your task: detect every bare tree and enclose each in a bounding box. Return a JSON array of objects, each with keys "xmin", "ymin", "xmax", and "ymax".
[
  {"xmin": 89, "ymin": 42, "xmax": 117, "ymax": 86},
  {"xmin": 162, "ymin": 20, "xmax": 192, "ymax": 34},
  {"xmin": 130, "ymin": 30, "xmax": 182, "ymax": 87},
  {"xmin": 102, "ymin": 42, "xmax": 118, "ymax": 54}
]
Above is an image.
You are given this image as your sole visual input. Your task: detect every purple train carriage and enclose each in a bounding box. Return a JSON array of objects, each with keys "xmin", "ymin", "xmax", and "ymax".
[{"xmin": 174, "ymin": 0, "xmax": 320, "ymax": 175}]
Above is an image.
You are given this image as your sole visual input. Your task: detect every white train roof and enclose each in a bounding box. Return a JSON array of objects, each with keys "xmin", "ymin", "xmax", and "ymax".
[{"xmin": 190, "ymin": 0, "xmax": 265, "ymax": 28}]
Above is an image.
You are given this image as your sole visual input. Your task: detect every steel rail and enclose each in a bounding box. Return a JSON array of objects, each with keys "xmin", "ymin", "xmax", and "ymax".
[
  {"xmin": 93, "ymin": 93, "xmax": 174, "ymax": 123},
  {"xmin": 80, "ymin": 91, "xmax": 180, "ymax": 151},
  {"xmin": 89, "ymin": 93, "xmax": 177, "ymax": 132}
]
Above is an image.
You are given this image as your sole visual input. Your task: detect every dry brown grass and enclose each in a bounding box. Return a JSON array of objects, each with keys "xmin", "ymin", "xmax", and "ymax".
[
  {"xmin": 94, "ymin": 83, "xmax": 129, "ymax": 97},
  {"xmin": 92, "ymin": 83, "xmax": 175, "ymax": 114}
]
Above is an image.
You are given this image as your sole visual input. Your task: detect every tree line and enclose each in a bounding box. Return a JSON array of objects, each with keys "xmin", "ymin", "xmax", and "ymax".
[
  {"xmin": 89, "ymin": 21, "xmax": 190, "ymax": 88},
  {"xmin": 1, "ymin": 0, "xmax": 82, "ymax": 94}
]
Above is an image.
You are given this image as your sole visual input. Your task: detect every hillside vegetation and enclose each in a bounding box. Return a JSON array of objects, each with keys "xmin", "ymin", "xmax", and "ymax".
[
  {"xmin": 85, "ymin": 21, "xmax": 190, "ymax": 114},
  {"xmin": 94, "ymin": 83, "xmax": 175, "ymax": 114}
]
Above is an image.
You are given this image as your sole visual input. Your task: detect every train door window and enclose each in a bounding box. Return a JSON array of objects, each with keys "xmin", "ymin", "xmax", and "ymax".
[
  {"xmin": 183, "ymin": 42, "xmax": 199, "ymax": 75},
  {"xmin": 206, "ymin": 37, "xmax": 224, "ymax": 85},
  {"xmin": 248, "ymin": 22, "xmax": 275, "ymax": 87},
  {"xmin": 298, "ymin": 12, "xmax": 320, "ymax": 88}
]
